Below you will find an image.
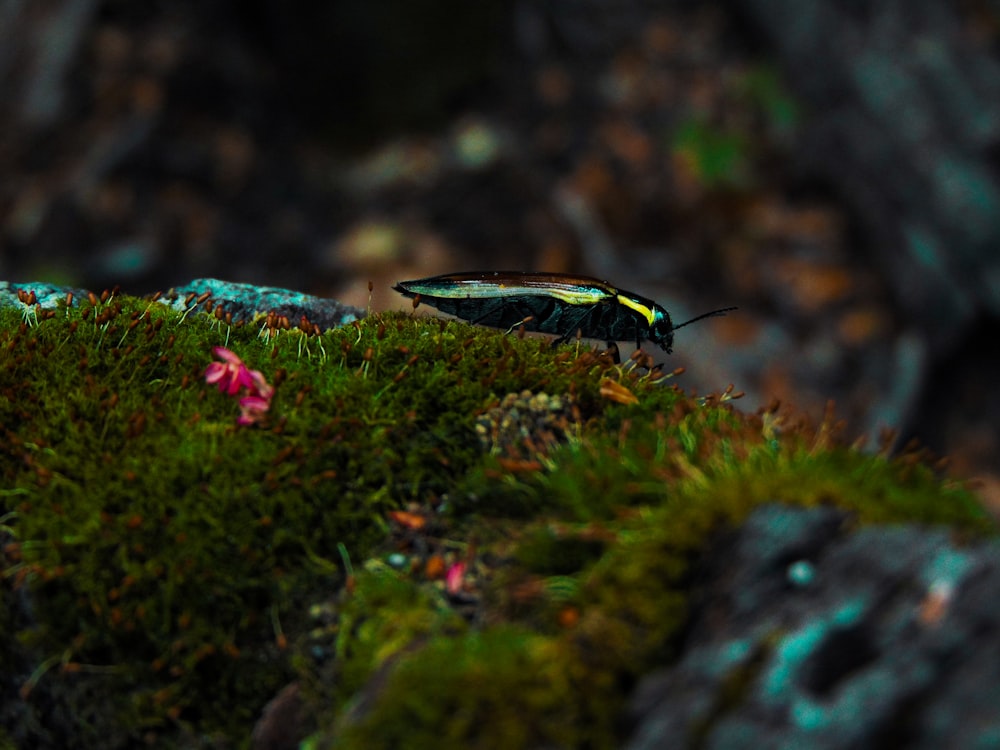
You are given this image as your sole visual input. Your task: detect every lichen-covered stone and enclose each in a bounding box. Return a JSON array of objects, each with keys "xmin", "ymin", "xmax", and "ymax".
[
  {"xmin": 626, "ymin": 505, "xmax": 1000, "ymax": 749},
  {"xmin": 0, "ymin": 278, "xmax": 365, "ymax": 331},
  {"xmin": 162, "ymin": 278, "xmax": 365, "ymax": 330}
]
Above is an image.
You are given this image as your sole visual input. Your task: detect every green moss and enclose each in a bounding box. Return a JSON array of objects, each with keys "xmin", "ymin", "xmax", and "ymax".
[
  {"xmin": 305, "ymin": 384, "xmax": 991, "ymax": 749},
  {"xmin": 0, "ymin": 295, "xmax": 613, "ymax": 746},
  {"xmin": 514, "ymin": 526, "xmax": 608, "ymax": 576},
  {"xmin": 0, "ymin": 291, "xmax": 992, "ymax": 748},
  {"xmin": 333, "ymin": 626, "xmax": 617, "ymax": 750},
  {"xmin": 298, "ymin": 564, "xmax": 467, "ymax": 712}
]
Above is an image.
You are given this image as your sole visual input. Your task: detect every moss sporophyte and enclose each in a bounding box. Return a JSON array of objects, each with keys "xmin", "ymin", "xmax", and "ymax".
[{"xmin": 0, "ymin": 287, "xmax": 993, "ymax": 749}]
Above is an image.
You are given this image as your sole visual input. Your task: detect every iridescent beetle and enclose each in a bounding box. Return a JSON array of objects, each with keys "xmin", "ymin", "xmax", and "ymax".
[{"xmin": 394, "ymin": 271, "xmax": 734, "ymax": 355}]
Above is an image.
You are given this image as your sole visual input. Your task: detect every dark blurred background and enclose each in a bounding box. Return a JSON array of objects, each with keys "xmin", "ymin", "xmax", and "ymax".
[{"xmin": 1, "ymin": 0, "xmax": 998, "ymax": 506}]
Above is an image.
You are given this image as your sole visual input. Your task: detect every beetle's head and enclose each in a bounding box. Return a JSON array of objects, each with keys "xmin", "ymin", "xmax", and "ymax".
[{"xmin": 649, "ymin": 308, "xmax": 675, "ymax": 353}]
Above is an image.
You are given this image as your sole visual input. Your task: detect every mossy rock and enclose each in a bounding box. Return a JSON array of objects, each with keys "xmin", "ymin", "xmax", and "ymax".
[{"xmin": 0, "ymin": 288, "xmax": 992, "ymax": 748}]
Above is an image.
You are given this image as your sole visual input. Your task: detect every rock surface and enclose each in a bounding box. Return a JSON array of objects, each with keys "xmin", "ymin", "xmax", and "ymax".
[{"xmin": 626, "ymin": 505, "xmax": 1000, "ymax": 749}]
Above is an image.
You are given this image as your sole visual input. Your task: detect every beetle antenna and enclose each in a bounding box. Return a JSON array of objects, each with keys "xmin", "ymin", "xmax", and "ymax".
[{"xmin": 672, "ymin": 307, "xmax": 738, "ymax": 331}]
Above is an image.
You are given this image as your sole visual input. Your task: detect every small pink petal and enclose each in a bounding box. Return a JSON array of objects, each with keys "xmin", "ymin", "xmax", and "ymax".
[
  {"xmin": 204, "ymin": 362, "xmax": 226, "ymax": 384},
  {"xmin": 247, "ymin": 369, "xmax": 274, "ymax": 400},
  {"xmin": 239, "ymin": 395, "xmax": 270, "ymax": 410},
  {"xmin": 232, "ymin": 365, "xmax": 256, "ymax": 393},
  {"xmin": 212, "ymin": 346, "xmax": 243, "ymax": 364},
  {"xmin": 445, "ymin": 562, "xmax": 466, "ymax": 594},
  {"xmin": 237, "ymin": 395, "xmax": 271, "ymax": 425}
]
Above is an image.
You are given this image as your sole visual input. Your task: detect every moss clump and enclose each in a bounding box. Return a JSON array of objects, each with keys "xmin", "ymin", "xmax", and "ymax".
[
  {"xmin": 0, "ymin": 293, "xmax": 616, "ymax": 746},
  {"xmin": 334, "ymin": 626, "xmax": 617, "ymax": 750},
  {"xmin": 306, "ymin": 393, "xmax": 992, "ymax": 749},
  {"xmin": 297, "ymin": 564, "xmax": 467, "ymax": 713},
  {"xmin": 0, "ymin": 290, "xmax": 992, "ymax": 748}
]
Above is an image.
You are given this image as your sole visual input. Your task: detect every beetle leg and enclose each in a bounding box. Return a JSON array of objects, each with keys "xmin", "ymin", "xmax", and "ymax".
[
  {"xmin": 606, "ymin": 341, "xmax": 621, "ymax": 364},
  {"xmin": 550, "ymin": 305, "xmax": 596, "ymax": 347}
]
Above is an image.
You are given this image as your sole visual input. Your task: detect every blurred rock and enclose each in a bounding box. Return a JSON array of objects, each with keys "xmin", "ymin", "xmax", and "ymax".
[
  {"xmin": 251, "ymin": 682, "xmax": 306, "ymax": 750},
  {"xmin": 729, "ymin": 0, "xmax": 1000, "ymax": 346},
  {"xmin": 626, "ymin": 505, "xmax": 1000, "ymax": 749}
]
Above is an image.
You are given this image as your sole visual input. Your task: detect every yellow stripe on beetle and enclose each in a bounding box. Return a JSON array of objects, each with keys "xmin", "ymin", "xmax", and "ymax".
[{"xmin": 615, "ymin": 294, "xmax": 657, "ymax": 326}]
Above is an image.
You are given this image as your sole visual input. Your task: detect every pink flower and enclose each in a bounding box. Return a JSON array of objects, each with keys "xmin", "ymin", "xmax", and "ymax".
[
  {"xmin": 205, "ymin": 347, "xmax": 274, "ymax": 425},
  {"xmin": 205, "ymin": 347, "xmax": 256, "ymax": 396}
]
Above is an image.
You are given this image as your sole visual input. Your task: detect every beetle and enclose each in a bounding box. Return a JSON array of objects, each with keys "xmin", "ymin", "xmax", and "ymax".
[{"xmin": 393, "ymin": 271, "xmax": 735, "ymax": 356}]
